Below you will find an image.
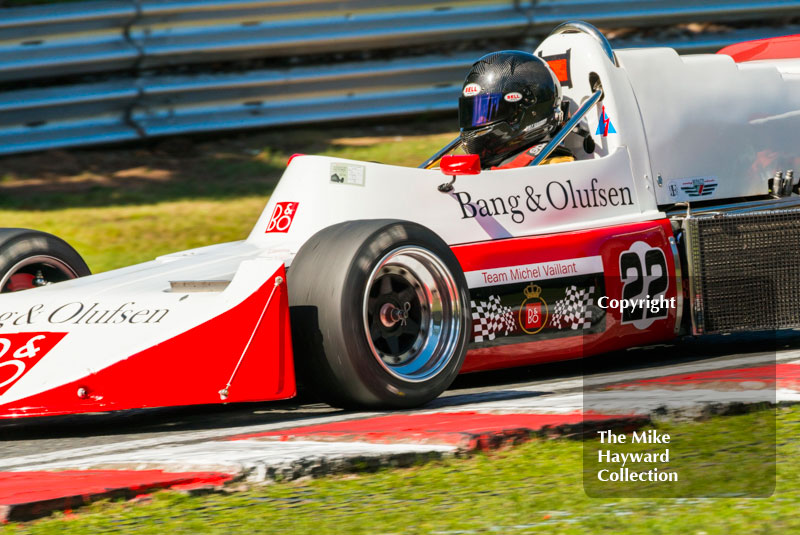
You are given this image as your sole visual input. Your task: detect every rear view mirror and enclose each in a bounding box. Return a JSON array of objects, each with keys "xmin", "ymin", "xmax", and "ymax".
[
  {"xmin": 438, "ymin": 154, "xmax": 480, "ymax": 193},
  {"xmin": 440, "ymin": 154, "xmax": 481, "ymax": 176}
]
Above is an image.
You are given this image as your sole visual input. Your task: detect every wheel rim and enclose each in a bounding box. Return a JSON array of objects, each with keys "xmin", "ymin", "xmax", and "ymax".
[
  {"xmin": 363, "ymin": 246, "xmax": 463, "ymax": 383},
  {"xmin": 0, "ymin": 255, "xmax": 79, "ymax": 293}
]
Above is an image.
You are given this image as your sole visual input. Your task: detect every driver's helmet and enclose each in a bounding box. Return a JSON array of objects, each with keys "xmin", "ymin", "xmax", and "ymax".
[{"xmin": 459, "ymin": 51, "xmax": 563, "ymax": 167}]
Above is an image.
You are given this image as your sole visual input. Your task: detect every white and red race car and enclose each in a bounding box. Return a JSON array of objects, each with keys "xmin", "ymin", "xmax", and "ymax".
[{"xmin": 1, "ymin": 22, "xmax": 799, "ymax": 418}]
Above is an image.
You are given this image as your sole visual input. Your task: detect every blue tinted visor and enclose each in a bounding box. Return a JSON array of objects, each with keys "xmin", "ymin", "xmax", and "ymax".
[{"xmin": 458, "ymin": 93, "xmax": 514, "ymax": 129}]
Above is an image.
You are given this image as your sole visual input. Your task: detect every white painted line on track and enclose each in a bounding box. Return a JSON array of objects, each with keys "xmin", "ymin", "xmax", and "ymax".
[
  {"xmin": 428, "ymin": 388, "xmax": 796, "ymax": 415},
  {"xmin": 0, "ymin": 411, "xmax": 378, "ymax": 470}
]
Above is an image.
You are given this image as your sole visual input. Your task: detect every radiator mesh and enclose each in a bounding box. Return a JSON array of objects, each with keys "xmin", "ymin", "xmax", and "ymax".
[{"xmin": 686, "ymin": 209, "xmax": 800, "ymax": 334}]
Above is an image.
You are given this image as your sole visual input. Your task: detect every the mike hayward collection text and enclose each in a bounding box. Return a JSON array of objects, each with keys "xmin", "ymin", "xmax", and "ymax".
[{"xmin": 595, "ymin": 429, "xmax": 678, "ymax": 483}]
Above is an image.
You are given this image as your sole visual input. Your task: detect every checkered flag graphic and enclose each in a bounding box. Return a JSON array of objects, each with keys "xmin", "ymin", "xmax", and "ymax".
[
  {"xmin": 550, "ymin": 285, "xmax": 595, "ymax": 330},
  {"xmin": 471, "ymin": 295, "xmax": 515, "ymax": 342}
]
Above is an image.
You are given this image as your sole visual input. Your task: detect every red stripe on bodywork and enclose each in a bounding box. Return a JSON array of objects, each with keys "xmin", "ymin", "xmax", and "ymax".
[
  {"xmin": 0, "ymin": 470, "xmax": 233, "ymax": 521},
  {"xmin": 453, "ymin": 220, "xmax": 669, "ymax": 271},
  {"xmin": 0, "ymin": 268, "xmax": 295, "ymax": 418},
  {"xmin": 453, "ymin": 220, "xmax": 680, "ymax": 372},
  {"xmin": 718, "ymin": 34, "xmax": 800, "ymax": 62},
  {"xmin": 229, "ymin": 411, "xmax": 645, "ymax": 449}
]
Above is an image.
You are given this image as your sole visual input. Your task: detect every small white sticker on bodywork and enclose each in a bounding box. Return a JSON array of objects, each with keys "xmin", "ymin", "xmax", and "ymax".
[
  {"xmin": 330, "ymin": 163, "xmax": 366, "ymax": 187},
  {"xmin": 464, "ymin": 256, "xmax": 604, "ymax": 288},
  {"xmin": 667, "ymin": 176, "xmax": 719, "ymax": 201}
]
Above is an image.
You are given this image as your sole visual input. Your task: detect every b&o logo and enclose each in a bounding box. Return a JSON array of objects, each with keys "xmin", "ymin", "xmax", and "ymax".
[
  {"xmin": 0, "ymin": 332, "xmax": 67, "ymax": 396},
  {"xmin": 519, "ymin": 283, "xmax": 548, "ymax": 335},
  {"xmin": 265, "ymin": 202, "xmax": 299, "ymax": 233}
]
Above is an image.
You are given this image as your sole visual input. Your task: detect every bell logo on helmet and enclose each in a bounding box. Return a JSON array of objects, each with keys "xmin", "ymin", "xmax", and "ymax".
[
  {"xmin": 463, "ymin": 83, "xmax": 481, "ymax": 97},
  {"xmin": 265, "ymin": 202, "xmax": 299, "ymax": 233},
  {"xmin": 504, "ymin": 92, "xmax": 522, "ymax": 102}
]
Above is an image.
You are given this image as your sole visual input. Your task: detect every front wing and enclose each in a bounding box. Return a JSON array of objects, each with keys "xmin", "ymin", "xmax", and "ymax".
[{"xmin": 0, "ymin": 259, "xmax": 294, "ymax": 418}]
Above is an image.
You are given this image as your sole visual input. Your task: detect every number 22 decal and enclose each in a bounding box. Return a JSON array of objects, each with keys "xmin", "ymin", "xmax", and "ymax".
[{"xmin": 619, "ymin": 241, "xmax": 670, "ymax": 329}]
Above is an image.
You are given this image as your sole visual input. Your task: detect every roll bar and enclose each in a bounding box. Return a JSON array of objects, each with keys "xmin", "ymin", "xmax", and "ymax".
[
  {"xmin": 529, "ymin": 88, "xmax": 603, "ymax": 166},
  {"xmin": 549, "ymin": 21, "xmax": 618, "ymax": 67}
]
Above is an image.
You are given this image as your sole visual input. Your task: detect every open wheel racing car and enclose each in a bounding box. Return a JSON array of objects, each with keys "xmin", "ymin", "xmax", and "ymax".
[{"xmin": 1, "ymin": 22, "xmax": 799, "ymax": 418}]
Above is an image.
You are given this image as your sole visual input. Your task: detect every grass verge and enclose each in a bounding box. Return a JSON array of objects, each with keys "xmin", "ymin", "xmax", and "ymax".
[
  {"xmin": 5, "ymin": 406, "xmax": 798, "ymax": 534},
  {"xmin": 0, "ymin": 198, "xmax": 267, "ymax": 273},
  {"xmin": 0, "ymin": 121, "xmax": 456, "ymax": 272}
]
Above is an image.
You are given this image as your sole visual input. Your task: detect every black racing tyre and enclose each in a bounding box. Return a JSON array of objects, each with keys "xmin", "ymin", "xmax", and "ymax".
[
  {"xmin": 288, "ymin": 220, "xmax": 471, "ymax": 409},
  {"xmin": 0, "ymin": 229, "xmax": 90, "ymax": 293}
]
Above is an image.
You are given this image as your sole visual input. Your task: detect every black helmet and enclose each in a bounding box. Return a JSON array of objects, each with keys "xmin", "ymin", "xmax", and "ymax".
[{"xmin": 459, "ymin": 51, "xmax": 563, "ymax": 167}]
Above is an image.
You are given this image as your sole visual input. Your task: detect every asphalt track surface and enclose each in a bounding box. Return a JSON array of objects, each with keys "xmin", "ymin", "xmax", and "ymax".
[{"xmin": 1, "ymin": 331, "xmax": 796, "ymax": 461}]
